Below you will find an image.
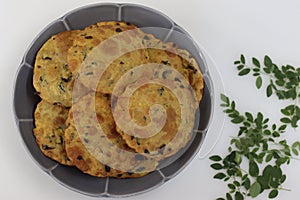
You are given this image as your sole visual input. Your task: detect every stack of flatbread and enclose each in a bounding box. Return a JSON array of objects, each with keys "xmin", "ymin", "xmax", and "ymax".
[{"xmin": 32, "ymin": 21, "xmax": 204, "ymax": 178}]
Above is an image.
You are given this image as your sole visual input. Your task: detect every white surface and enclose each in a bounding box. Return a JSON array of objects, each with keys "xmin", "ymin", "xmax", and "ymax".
[{"xmin": 1, "ymin": 0, "xmax": 300, "ymax": 199}]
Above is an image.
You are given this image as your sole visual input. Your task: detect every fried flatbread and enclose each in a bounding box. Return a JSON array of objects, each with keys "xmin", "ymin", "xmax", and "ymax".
[
  {"xmin": 33, "ymin": 30, "xmax": 82, "ymax": 107},
  {"xmin": 64, "ymin": 93, "xmax": 157, "ymax": 178},
  {"xmin": 67, "ymin": 21, "xmax": 148, "ymax": 94},
  {"xmin": 33, "ymin": 100, "xmax": 72, "ymax": 165},
  {"xmin": 114, "ymin": 81, "xmax": 196, "ymax": 160},
  {"xmin": 142, "ymin": 34, "xmax": 204, "ymax": 102}
]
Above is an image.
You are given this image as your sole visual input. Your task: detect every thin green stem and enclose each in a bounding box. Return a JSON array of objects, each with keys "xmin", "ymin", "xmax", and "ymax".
[
  {"xmin": 278, "ymin": 187, "xmax": 291, "ymax": 192},
  {"xmin": 291, "ymin": 157, "xmax": 300, "ymax": 161}
]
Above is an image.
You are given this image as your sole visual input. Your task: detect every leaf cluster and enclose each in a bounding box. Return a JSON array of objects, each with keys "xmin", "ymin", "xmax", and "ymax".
[
  {"xmin": 210, "ymin": 94, "xmax": 300, "ymax": 200},
  {"xmin": 234, "ymin": 55, "xmax": 299, "ymax": 100},
  {"xmin": 234, "ymin": 55, "xmax": 300, "ymax": 128}
]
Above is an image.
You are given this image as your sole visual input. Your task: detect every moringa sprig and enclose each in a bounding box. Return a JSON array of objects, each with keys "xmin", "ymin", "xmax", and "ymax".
[
  {"xmin": 234, "ymin": 55, "xmax": 300, "ymax": 128},
  {"xmin": 210, "ymin": 94, "xmax": 300, "ymax": 200},
  {"xmin": 234, "ymin": 55, "xmax": 299, "ymax": 100}
]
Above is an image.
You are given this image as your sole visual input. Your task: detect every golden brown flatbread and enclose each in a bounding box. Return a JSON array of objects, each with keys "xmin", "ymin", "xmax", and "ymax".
[
  {"xmin": 64, "ymin": 93, "xmax": 157, "ymax": 178},
  {"xmin": 33, "ymin": 100, "xmax": 72, "ymax": 165},
  {"xmin": 67, "ymin": 21, "xmax": 148, "ymax": 94},
  {"xmin": 114, "ymin": 81, "xmax": 197, "ymax": 160},
  {"xmin": 33, "ymin": 30, "xmax": 82, "ymax": 107},
  {"xmin": 142, "ymin": 34, "xmax": 204, "ymax": 102}
]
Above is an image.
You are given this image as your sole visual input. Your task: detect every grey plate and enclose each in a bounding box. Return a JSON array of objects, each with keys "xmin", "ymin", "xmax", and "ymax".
[{"xmin": 13, "ymin": 3, "xmax": 214, "ymax": 198}]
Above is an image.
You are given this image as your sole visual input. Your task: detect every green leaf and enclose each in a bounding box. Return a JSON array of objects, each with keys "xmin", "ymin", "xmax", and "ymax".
[
  {"xmin": 270, "ymin": 180, "xmax": 280, "ymax": 188},
  {"xmin": 210, "ymin": 155, "xmax": 222, "ymax": 161},
  {"xmin": 280, "ymin": 117, "xmax": 291, "ymax": 123},
  {"xmin": 228, "ymin": 151, "xmax": 236, "ymax": 162},
  {"xmin": 285, "ymin": 104, "xmax": 295, "ymax": 111},
  {"xmin": 272, "ymin": 166, "xmax": 282, "ymax": 178},
  {"xmin": 240, "ymin": 54, "xmax": 245, "ymax": 64},
  {"xmin": 228, "ymin": 183, "xmax": 235, "ymax": 190},
  {"xmin": 291, "ymin": 116, "xmax": 299, "ymax": 128},
  {"xmin": 249, "ymin": 161, "xmax": 259, "ymax": 177},
  {"xmin": 255, "ymin": 112, "xmax": 263, "ymax": 125},
  {"xmin": 227, "ymin": 168, "xmax": 237, "ymax": 177},
  {"xmin": 282, "ymin": 65, "xmax": 287, "ymax": 73},
  {"xmin": 286, "ymin": 71, "xmax": 296, "ymax": 78},
  {"xmin": 257, "ymin": 175, "xmax": 269, "ymax": 190},
  {"xmin": 252, "ymin": 68, "xmax": 260, "ymax": 72},
  {"xmin": 237, "ymin": 65, "xmax": 244, "ymax": 70},
  {"xmin": 264, "ymin": 130, "xmax": 271, "ymax": 136},
  {"xmin": 234, "ymin": 192, "xmax": 244, "ymax": 200},
  {"xmin": 268, "ymin": 190, "xmax": 279, "ymax": 199},
  {"xmin": 266, "ymin": 154, "xmax": 273, "ymax": 162},
  {"xmin": 286, "ymin": 64, "xmax": 295, "ymax": 70},
  {"xmin": 263, "ymin": 142, "xmax": 268, "ymax": 151},
  {"xmin": 231, "ymin": 117, "xmax": 244, "ymax": 124},
  {"xmin": 243, "ymin": 121, "xmax": 251, "ymax": 127},
  {"xmin": 263, "ymin": 118, "xmax": 269, "ymax": 124},
  {"xmin": 225, "ymin": 109, "xmax": 233, "ymax": 113},
  {"xmin": 211, "ymin": 163, "xmax": 223, "ymax": 170},
  {"xmin": 292, "ymin": 141, "xmax": 300, "ymax": 149},
  {"xmin": 281, "ymin": 108, "xmax": 291, "ymax": 116},
  {"xmin": 263, "ymin": 67, "xmax": 270, "ymax": 74},
  {"xmin": 217, "ymin": 198, "xmax": 225, "ymax": 200},
  {"xmin": 238, "ymin": 68, "xmax": 250, "ymax": 76},
  {"xmin": 220, "ymin": 94, "xmax": 229, "ymax": 105},
  {"xmin": 266, "ymin": 84, "xmax": 273, "ymax": 97},
  {"xmin": 224, "ymin": 177, "xmax": 230, "ymax": 182},
  {"xmin": 278, "ymin": 124, "xmax": 287, "ymax": 131},
  {"xmin": 292, "ymin": 148, "xmax": 299, "ymax": 156},
  {"xmin": 272, "ymin": 151, "xmax": 280, "ymax": 159},
  {"xmin": 258, "ymin": 152, "xmax": 266, "ymax": 159},
  {"xmin": 280, "ymin": 174, "xmax": 287, "ymax": 183},
  {"xmin": 287, "ymin": 88, "xmax": 297, "ymax": 100},
  {"xmin": 272, "ymin": 131, "xmax": 280, "ymax": 137},
  {"xmin": 234, "ymin": 152, "xmax": 242, "ymax": 165},
  {"xmin": 214, "ymin": 172, "xmax": 227, "ymax": 179},
  {"xmin": 249, "ymin": 182, "xmax": 261, "ymax": 198},
  {"xmin": 233, "ymin": 181, "xmax": 241, "ymax": 187},
  {"xmin": 243, "ymin": 178, "xmax": 251, "ymax": 190},
  {"xmin": 264, "ymin": 55, "xmax": 273, "ymax": 69},
  {"xmin": 275, "ymin": 79, "xmax": 284, "ymax": 86},
  {"xmin": 234, "ymin": 60, "xmax": 241, "ymax": 65},
  {"xmin": 231, "ymin": 101, "xmax": 236, "ymax": 110},
  {"xmin": 245, "ymin": 112, "xmax": 254, "ymax": 122},
  {"xmin": 252, "ymin": 57, "xmax": 260, "ymax": 68},
  {"xmin": 256, "ymin": 76, "xmax": 262, "ymax": 89},
  {"xmin": 238, "ymin": 127, "xmax": 247, "ymax": 136},
  {"xmin": 242, "ymin": 174, "xmax": 248, "ymax": 181},
  {"xmin": 226, "ymin": 193, "xmax": 233, "ymax": 200},
  {"xmin": 252, "ymin": 147, "xmax": 259, "ymax": 153},
  {"xmin": 296, "ymin": 106, "xmax": 300, "ymax": 115},
  {"xmin": 236, "ymin": 170, "xmax": 243, "ymax": 178}
]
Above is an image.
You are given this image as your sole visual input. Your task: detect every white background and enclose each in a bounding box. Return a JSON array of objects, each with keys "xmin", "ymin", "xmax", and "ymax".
[{"xmin": 1, "ymin": 0, "xmax": 300, "ymax": 199}]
